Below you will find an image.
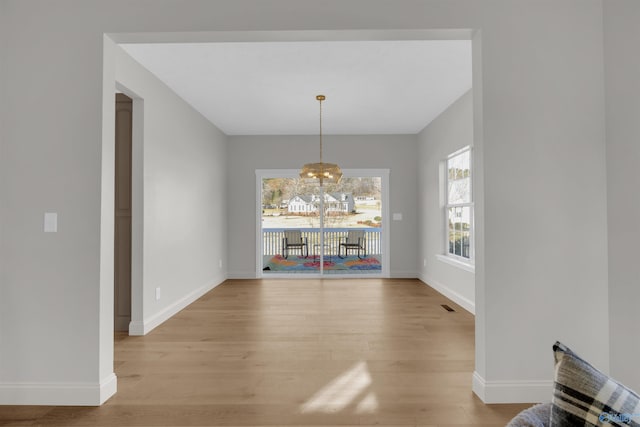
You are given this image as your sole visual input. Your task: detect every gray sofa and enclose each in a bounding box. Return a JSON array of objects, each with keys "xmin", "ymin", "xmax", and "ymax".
[{"xmin": 506, "ymin": 403, "xmax": 551, "ymax": 427}]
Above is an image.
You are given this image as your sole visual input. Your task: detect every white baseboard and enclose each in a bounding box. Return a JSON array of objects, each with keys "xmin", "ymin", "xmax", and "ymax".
[
  {"xmin": 472, "ymin": 371, "xmax": 552, "ymax": 404},
  {"xmin": 418, "ymin": 273, "xmax": 475, "ymax": 315},
  {"xmin": 227, "ymin": 271, "xmax": 257, "ymax": 279},
  {"xmin": 99, "ymin": 373, "xmax": 118, "ymax": 404},
  {"xmin": 0, "ymin": 373, "xmax": 117, "ymax": 406},
  {"xmin": 129, "ymin": 276, "xmax": 226, "ymax": 336},
  {"xmin": 231, "ymin": 271, "xmax": 417, "ymax": 279},
  {"xmin": 390, "ymin": 270, "xmax": 418, "ymax": 278}
]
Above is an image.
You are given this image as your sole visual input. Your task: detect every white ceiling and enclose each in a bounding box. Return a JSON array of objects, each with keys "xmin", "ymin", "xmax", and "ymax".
[{"xmin": 120, "ymin": 40, "xmax": 472, "ymax": 136}]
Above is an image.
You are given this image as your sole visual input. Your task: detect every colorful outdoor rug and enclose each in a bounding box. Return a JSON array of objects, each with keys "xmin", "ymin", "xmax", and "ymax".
[{"xmin": 263, "ymin": 254, "xmax": 381, "ymax": 273}]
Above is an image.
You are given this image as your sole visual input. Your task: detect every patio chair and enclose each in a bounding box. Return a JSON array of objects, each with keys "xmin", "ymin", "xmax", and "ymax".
[
  {"xmin": 338, "ymin": 230, "xmax": 367, "ymax": 259},
  {"xmin": 282, "ymin": 230, "xmax": 308, "ymax": 259}
]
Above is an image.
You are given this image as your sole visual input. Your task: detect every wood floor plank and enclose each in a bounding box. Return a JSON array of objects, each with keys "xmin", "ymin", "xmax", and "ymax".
[{"xmin": 0, "ymin": 279, "xmax": 529, "ymax": 426}]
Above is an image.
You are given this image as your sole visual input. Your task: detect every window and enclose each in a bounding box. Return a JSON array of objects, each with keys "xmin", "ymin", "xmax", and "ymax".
[
  {"xmin": 446, "ymin": 147, "xmax": 473, "ymax": 261},
  {"xmin": 257, "ymin": 170, "xmax": 389, "ymax": 277}
]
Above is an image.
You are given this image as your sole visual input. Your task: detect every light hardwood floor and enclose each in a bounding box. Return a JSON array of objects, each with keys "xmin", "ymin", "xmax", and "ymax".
[{"xmin": 0, "ymin": 279, "xmax": 529, "ymax": 426}]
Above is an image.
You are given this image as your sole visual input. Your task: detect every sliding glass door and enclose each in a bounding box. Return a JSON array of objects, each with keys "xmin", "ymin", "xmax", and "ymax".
[
  {"xmin": 260, "ymin": 177, "xmax": 319, "ymax": 274},
  {"xmin": 321, "ymin": 177, "xmax": 382, "ymax": 275},
  {"xmin": 258, "ymin": 170, "xmax": 388, "ymax": 277}
]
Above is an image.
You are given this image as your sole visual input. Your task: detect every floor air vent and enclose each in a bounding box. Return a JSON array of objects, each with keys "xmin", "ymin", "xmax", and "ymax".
[{"xmin": 441, "ymin": 304, "xmax": 455, "ymax": 312}]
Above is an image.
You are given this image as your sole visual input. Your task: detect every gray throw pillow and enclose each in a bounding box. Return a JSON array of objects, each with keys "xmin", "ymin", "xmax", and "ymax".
[{"xmin": 551, "ymin": 341, "xmax": 640, "ymax": 426}]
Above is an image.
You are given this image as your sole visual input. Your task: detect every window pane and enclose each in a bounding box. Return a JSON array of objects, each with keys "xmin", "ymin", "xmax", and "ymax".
[
  {"xmin": 460, "ymin": 207, "xmax": 471, "ymax": 258},
  {"xmin": 447, "ymin": 206, "xmax": 471, "ymax": 259},
  {"xmin": 447, "ymin": 150, "xmax": 471, "ymax": 203},
  {"xmin": 461, "ymin": 206, "xmax": 470, "ymax": 230},
  {"xmin": 447, "ymin": 154, "xmax": 459, "ymax": 180},
  {"xmin": 448, "ymin": 208, "xmax": 455, "ymax": 255},
  {"xmin": 448, "ymin": 151, "xmax": 470, "ymax": 179},
  {"xmin": 459, "ymin": 150, "xmax": 470, "ymax": 176},
  {"xmin": 448, "ymin": 177, "xmax": 470, "ymax": 204},
  {"xmin": 462, "ymin": 231, "xmax": 470, "ymax": 259}
]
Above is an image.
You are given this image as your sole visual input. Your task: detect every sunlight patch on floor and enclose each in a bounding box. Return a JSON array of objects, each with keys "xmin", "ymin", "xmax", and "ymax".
[
  {"xmin": 355, "ymin": 391, "xmax": 379, "ymax": 414},
  {"xmin": 300, "ymin": 361, "xmax": 378, "ymax": 414}
]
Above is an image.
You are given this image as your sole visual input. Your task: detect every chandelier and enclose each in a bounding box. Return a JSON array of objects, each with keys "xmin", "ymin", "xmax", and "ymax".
[{"xmin": 300, "ymin": 95, "xmax": 342, "ymax": 186}]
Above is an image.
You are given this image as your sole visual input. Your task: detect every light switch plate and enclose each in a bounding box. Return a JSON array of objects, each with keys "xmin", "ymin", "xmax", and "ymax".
[
  {"xmin": 44, "ymin": 212, "xmax": 58, "ymax": 232},
  {"xmin": 392, "ymin": 213, "xmax": 403, "ymax": 221}
]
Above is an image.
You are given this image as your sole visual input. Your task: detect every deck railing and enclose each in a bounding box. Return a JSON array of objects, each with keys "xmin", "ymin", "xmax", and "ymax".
[{"xmin": 263, "ymin": 228, "xmax": 382, "ymax": 256}]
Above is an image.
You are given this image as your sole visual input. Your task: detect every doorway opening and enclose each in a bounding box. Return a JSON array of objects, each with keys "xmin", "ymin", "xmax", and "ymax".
[
  {"xmin": 101, "ymin": 29, "xmax": 481, "ymax": 404},
  {"xmin": 114, "ymin": 93, "xmax": 132, "ymax": 331}
]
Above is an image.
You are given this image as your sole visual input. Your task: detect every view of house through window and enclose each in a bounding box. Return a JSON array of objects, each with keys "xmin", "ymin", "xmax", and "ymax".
[
  {"xmin": 446, "ymin": 147, "xmax": 473, "ymax": 260},
  {"xmin": 261, "ymin": 176, "xmax": 383, "ymax": 275}
]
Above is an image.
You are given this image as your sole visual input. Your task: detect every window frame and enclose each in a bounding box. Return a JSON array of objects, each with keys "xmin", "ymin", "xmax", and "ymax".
[{"xmin": 444, "ymin": 146, "xmax": 474, "ymax": 264}]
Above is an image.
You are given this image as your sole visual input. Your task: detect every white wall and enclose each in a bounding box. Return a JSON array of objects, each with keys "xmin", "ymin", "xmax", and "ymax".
[
  {"xmin": 0, "ymin": 12, "xmax": 228, "ymax": 403},
  {"xmin": 477, "ymin": 2, "xmax": 609, "ymax": 403},
  {"xmin": 0, "ymin": 0, "xmax": 611, "ymax": 405},
  {"xmin": 0, "ymin": 0, "xmax": 6, "ymax": 381},
  {"xmin": 418, "ymin": 91, "xmax": 475, "ymax": 313},
  {"xmin": 1, "ymin": 5, "xmax": 113, "ymax": 404},
  {"xmin": 227, "ymin": 135, "xmax": 418, "ymax": 278},
  {"xmin": 604, "ymin": 0, "xmax": 640, "ymax": 393},
  {"xmin": 113, "ymin": 45, "xmax": 228, "ymax": 335}
]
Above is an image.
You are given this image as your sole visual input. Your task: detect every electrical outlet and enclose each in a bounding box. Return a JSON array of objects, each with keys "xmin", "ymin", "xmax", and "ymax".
[
  {"xmin": 423, "ymin": 258, "xmax": 427, "ymax": 267},
  {"xmin": 219, "ymin": 259, "xmax": 222, "ymax": 269},
  {"xmin": 155, "ymin": 287, "xmax": 161, "ymax": 300}
]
